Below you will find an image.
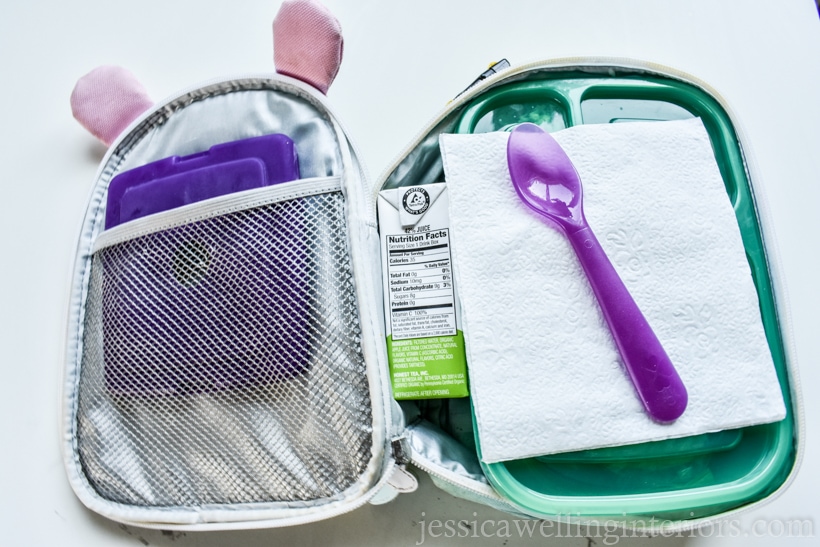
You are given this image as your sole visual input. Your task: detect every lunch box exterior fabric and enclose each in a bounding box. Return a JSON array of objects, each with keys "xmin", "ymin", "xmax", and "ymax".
[{"xmin": 61, "ymin": 1, "xmax": 801, "ymax": 532}]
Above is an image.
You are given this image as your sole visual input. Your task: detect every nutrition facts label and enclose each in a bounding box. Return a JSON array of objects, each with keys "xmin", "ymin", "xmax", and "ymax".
[{"xmin": 385, "ymin": 229, "xmax": 457, "ymax": 340}]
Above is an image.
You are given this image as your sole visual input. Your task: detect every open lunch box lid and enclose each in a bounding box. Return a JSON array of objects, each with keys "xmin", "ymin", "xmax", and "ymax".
[{"xmin": 437, "ymin": 68, "xmax": 797, "ymax": 521}]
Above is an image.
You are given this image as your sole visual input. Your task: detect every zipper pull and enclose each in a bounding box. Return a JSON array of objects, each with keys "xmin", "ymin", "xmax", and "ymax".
[
  {"xmin": 391, "ymin": 437, "xmax": 410, "ymax": 465},
  {"xmin": 370, "ymin": 464, "xmax": 418, "ymax": 505},
  {"xmin": 370, "ymin": 438, "xmax": 418, "ymax": 505},
  {"xmin": 454, "ymin": 59, "xmax": 511, "ymax": 99}
]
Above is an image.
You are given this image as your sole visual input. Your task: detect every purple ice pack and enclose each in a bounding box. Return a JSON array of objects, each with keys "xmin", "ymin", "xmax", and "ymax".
[
  {"xmin": 102, "ymin": 134, "xmax": 311, "ymax": 395},
  {"xmin": 105, "ymin": 133, "xmax": 300, "ymax": 228}
]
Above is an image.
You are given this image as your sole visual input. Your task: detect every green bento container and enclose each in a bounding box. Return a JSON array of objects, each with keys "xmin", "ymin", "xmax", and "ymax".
[{"xmin": 454, "ymin": 72, "xmax": 796, "ymax": 521}]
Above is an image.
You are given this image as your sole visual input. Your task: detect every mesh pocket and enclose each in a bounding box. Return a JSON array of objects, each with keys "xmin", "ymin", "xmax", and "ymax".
[{"xmin": 76, "ymin": 191, "xmax": 374, "ymax": 507}]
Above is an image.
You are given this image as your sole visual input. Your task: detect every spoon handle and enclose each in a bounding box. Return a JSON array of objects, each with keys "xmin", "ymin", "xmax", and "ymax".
[{"xmin": 567, "ymin": 225, "xmax": 688, "ymax": 422}]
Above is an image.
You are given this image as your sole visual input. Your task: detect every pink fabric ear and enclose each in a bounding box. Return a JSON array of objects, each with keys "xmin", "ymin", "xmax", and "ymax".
[
  {"xmin": 273, "ymin": 0, "xmax": 343, "ymax": 94},
  {"xmin": 70, "ymin": 65, "xmax": 153, "ymax": 146}
]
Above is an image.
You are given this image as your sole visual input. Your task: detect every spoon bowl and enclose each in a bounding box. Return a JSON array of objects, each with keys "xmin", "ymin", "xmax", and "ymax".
[
  {"xmin": 507, "ymin": 123, "xmax": 585, "ymax": 229},
  {"xmin": 507, "ymin": 123, "xmax": 688, "ymax": 423}
]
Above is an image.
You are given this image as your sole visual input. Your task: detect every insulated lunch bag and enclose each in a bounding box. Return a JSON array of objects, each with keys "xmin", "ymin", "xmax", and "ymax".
[{"xmin": 62, "ymin": 0, "xmax": 800, "ymax": 532}]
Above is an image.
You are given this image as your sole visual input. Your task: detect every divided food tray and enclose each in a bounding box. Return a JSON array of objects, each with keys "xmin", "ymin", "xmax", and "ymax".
[{"xmin": 451, "ymin": 72, "xmax": 795, "ymax": 520}]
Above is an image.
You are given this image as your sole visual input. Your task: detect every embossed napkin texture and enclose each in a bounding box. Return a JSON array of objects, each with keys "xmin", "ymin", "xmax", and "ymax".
[{"xmin": 440, "ymin": 118, "xmax": 786, "ymax": 463}]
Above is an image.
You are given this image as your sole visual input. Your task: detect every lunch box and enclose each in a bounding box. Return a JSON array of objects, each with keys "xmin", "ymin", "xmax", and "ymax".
[{"xmin": 61, "ymin": 0, "xmax": 801, "ymax": 532}]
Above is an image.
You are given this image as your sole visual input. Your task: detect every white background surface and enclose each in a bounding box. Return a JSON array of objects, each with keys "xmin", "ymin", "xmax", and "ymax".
[{"xmin": 0, "ymin": 1, "xmax": 818, "ymax": 545}]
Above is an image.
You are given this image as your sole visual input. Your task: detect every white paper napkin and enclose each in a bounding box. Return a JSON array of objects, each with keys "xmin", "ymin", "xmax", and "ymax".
[{"xmin": 440, "ymin": 118, "xmax": 786, "ymax": 463}]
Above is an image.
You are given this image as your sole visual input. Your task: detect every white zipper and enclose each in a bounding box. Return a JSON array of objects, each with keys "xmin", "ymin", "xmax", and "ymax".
[{"xmin": 408, "ymin": 449, "xmax": 512, "ymax": 506}]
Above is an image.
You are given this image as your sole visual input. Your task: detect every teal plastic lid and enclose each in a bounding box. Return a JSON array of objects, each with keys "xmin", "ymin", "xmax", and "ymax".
[{"xmin": 455, "ymin": 72, "xmax": 795, "ymax": 521}]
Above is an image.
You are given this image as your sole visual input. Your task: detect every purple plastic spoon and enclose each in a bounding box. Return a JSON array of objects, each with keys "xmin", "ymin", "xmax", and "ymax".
[{"xmin": 506, "ymin": 123, "xmax": 687, "ymax": 422}]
